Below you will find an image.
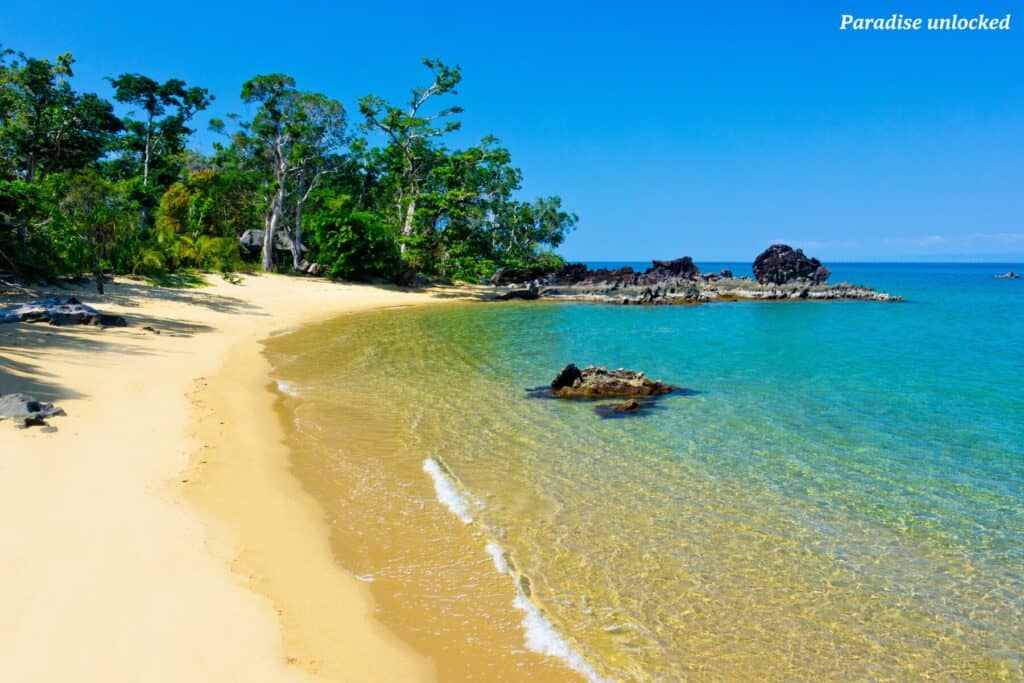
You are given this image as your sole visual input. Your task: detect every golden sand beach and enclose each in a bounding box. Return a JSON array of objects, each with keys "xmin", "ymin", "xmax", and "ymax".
[{"xmin": 0, "ymin": 273, "xmax": 466, "ymax": 682}]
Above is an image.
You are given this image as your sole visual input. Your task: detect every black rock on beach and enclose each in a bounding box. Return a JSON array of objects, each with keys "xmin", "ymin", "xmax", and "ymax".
[{"xmin": 0, "ymin": 297, "xmax": 128, "ymax": 327}]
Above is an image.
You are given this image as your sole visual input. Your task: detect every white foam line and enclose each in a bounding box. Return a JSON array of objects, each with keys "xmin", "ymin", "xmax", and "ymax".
[
  {"xmin": 423, "ymin": 462, "xmax": 606, "ymax": 681},
  {"xmin": 485, "ymin": 543, "xmax": 609, "ymax": 683},
  {"xmin": 276, "ymin": 380, "xmax": 300, "ymax": 397},
  {"xmin": 422, "ymin": 458, "xmax": 473, "ymax": 524}
]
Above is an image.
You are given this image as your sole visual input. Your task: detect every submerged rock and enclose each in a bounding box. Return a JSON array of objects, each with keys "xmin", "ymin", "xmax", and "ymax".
[
  {"xmin": 752, "ymin": 244, "xmax": 831, "ymax": 285},
  {"xmin": 0, "ymin": 393, "xmax": 66, "ymax": 429},
  {"xmin": 550, "ymin": 363, "xmax": 678, "ymax": 399},
  {"xmin": 594, "ymin": 398, "xmax": 653, "ymax": 418}
]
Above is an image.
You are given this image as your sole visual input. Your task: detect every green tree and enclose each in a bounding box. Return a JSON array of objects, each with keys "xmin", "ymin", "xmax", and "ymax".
[
  {"xmin": 58, "ymin": 170, "xmax": 131, "ymax": 293},
  {"xmin": 0, "ymin": 48, "xmax": 120, "ymax": 182},
  {"xmin": 107, "ymin": 73, "xmax": 212, "ymax": 188},
  {"xmin": 234, "ymin": 74, "xmax": 346, "ymax": 271},
  {"xmin": 359, "ymin": 58, "xmax": 462, "ymax": 254}
]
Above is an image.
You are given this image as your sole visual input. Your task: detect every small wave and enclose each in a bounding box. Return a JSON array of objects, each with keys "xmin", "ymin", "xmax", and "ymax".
[
  {"xmin": 356, "ymin": 573, "xmax": 376, "ymax": 583},
  {"xmin": 422, "ymin": 458, "xmax": 473, "ymax": 523},
  {"xmin": 424, "ymin": 466, "xmax": 605, "ymax": 680},
  {"xmin": 276, "ymin": 380, "xmax": 300, "ymax": 397},
  {"xmin": 485, "ymin": 543, "xmax": 608, "ymax": 683}
]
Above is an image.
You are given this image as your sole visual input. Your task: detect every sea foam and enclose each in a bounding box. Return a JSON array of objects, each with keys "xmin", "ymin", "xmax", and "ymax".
[
  {"xmin": 485, "ymin": 542, "xmax": 608, "ymax": 683},
  {"xmin": 422, "ymin": 458, "xmax": 473, "ymax": 523},
  {"xmin": 276, "ymin": 380, "xmax": 300, "ymax": 397},
  {"xmin": 424, "ymin": 463, "xmax": 605, "ymax": 681}
]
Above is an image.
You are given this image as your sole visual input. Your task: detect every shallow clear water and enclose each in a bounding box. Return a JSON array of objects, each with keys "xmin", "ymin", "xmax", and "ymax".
[{"xmin": 268, "ymin": 263, "xmax": 1024, "ymax": 681}]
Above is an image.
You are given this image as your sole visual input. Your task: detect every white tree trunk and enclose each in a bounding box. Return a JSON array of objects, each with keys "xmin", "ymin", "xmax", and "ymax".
[
  {"xmin": 262, "ymin": 181, "xmax": 285, "ymax": 272},
  {"xmin": 292, "ymin": 203, "xmax": 303, "ymax": 270},
  {"xmin": 143, "ymin": 116, "xmax": 152, "ymax": 187},
  {"xmin": 400, "ymin": 197, "xmax": 416, "ymax": 254}
]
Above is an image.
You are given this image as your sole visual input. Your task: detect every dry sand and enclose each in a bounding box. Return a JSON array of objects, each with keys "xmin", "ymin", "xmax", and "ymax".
[{"xmin": 0, "ymin": 273, "xmax": 473, "ymax": 682}]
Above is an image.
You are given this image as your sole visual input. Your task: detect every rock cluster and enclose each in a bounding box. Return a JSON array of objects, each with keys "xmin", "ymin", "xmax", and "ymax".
[
  {"xmin": 550, "ymin": 363, "xmax": 678, "ymax": 399},
  {"xmin": 1, "ymin": 297, "xmax": 127, "ymax": 326},
  {"xmin": 0, "ymin": 393, "xmax": 66, "ymax": 429},
  {"xmin": 498, "ymin": 245, "xmax": 899, "ymax": 305},
  {"xmin": 554, "ymin": 257, "xmax": 700, "ymax": 288},
  {"xmin": 752, "ymin": 244, "xmax": 831, "ymax": 285}
]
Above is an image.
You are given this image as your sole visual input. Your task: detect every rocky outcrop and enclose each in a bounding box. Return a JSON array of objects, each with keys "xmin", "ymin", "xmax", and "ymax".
[
  {"xmin": 752, "ymin": 244, "xmax": 831, "ymax": 285},
  {"xmin": 554, "ymin": 257, "xmax": 699, "ymax": 288},
  {"xmin": 495, "ymin": 249, "xmax": 898, "ymax": 305},
  {"xmin": 550, "ymin": 364, "xmax": 678, "ymax": 399},
  {"xmin": 994, "ymin": 271, "xmax": 1020, "ymax": 280},
  {"xmin": 500, "ymin": 281, "xmax": 540, "ymax": 300},
  {"xmin": 0, "ymin": 393, "xmax": 66, "ymax": 429},
  {"xmin": 0, "ymin": 297, "xmax": 127, "ymax": 327}
]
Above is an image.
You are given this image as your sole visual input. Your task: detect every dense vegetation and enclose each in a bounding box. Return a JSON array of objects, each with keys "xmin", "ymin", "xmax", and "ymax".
[{"xmin": 0, "ymin": 46, "xmax": 576, "ymax": 291}]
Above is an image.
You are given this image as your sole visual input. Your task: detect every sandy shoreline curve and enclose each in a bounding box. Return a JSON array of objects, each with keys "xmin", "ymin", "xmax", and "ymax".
[{"xmin": 0, "ymin": 273, "xmax": 473, "ymax": 682}]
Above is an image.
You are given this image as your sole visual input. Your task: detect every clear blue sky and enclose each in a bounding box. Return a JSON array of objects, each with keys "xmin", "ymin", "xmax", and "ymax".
[{"xmin": 4, "ymin": 1, "xmax": 1021, "ymax": 261}]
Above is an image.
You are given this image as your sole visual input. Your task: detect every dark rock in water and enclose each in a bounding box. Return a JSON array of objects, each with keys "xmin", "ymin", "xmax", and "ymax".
[
  {"xmin": 550, "ymin": 363, "xmax": 678, "ymax": 399},
  {"xmin": 649, "ymin": 257, "xmax": 699, "ymax": 280},
  {"xmin": 752, "ymin": 244, "xmax": 831, "ymax": 285},
  {"xmin": 594, "ymin": 398, "xmax": 652, "ymax": 418},
  {"xmin": 994, "ymin": 271, "xmax": 1021, "ymax": 280},
  {"xmin": 553, "ymin": 257, "xmax": 700, "ymax": 288},
  {"xmin": 553, "ymin": 262, "xmax": 590, "ymax": 283},
  {"xmin": 551, "ymin": 363, "xmax": 584, "ymax": 391},
  {"xmin": 0, "ymin": 393, "xmax": 66, "ymax": 429}
]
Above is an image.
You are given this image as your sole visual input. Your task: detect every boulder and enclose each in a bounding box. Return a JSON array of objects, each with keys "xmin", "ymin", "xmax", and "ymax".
[
  {"xmin": 0, "ymin": 393, "xmax": 66, "ymax": 429},
  {"xmin": 752, "ymin": 244, "xmax": 831, "ymax": 285},
  {"xmin": 500, "ymin": 280, "xmax": 540, "ymax": 301},
  {"xmin": 1, "ymin": 297, "xmax": 127, "ymax": 327},
  {"xmin": 549, "ymin": 363, "xmax": 678, "ymax": 399},
  {"xmin": 611, "ymin": 398, "xmax": 641, "ymax": 412},
  {"xmin": 648, "ymin": 257, "xmax": 699, "ymax": 280}
]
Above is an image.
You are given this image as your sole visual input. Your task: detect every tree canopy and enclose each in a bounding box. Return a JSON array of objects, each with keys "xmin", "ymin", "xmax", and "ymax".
[{"xmin": 0, "ymin": 47, "xmax": 576, "ymax": 290}]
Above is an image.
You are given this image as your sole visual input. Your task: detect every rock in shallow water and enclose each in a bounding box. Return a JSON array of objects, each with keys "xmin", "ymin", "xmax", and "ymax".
[
  {"xmin": 550, "ymin": 363, "xmax": 679, "ymax": 399},
  {"xmin": 752, "ymin": 244, "xmax": 831, "ymax": 285}
]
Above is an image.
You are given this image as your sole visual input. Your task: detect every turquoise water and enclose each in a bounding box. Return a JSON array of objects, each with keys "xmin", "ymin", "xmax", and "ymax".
[{"xmin": 270, "ymin": 263, "xmax": 1024, "ymax": 681}]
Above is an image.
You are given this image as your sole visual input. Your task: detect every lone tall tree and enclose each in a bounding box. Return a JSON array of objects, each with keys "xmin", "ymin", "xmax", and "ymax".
[
  {"xmin": 108, "ymin": 74, "xmax": 212, "ymax": 187},
  {"xmin": 359, "ymin": 58, "xmax": 462, "ymax": 254},
  {"xmin": 239, "ymin": 74, "xmax": 345, "ymax": 271}
]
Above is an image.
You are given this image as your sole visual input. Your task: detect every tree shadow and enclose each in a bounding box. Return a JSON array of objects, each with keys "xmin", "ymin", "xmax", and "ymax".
[{"xmin": 96, "ymin": 281, "xmax": 267, "ymax": 316}]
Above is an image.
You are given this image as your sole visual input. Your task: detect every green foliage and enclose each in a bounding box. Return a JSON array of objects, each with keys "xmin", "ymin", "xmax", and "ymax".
[
  {"xmin": 107, "ymin": 73, "xmax": 213, "ymax": 188},
  {"xmin": 0, "ymin": 46, "xmax": 577, "ymax": 288},
  {"xmin": 307, "ymin": 196, "xmax": 399, "ymax": 280},
  {"xmin": 0, "ymin": 49, "xmax": 121, "ymax": 183}
]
